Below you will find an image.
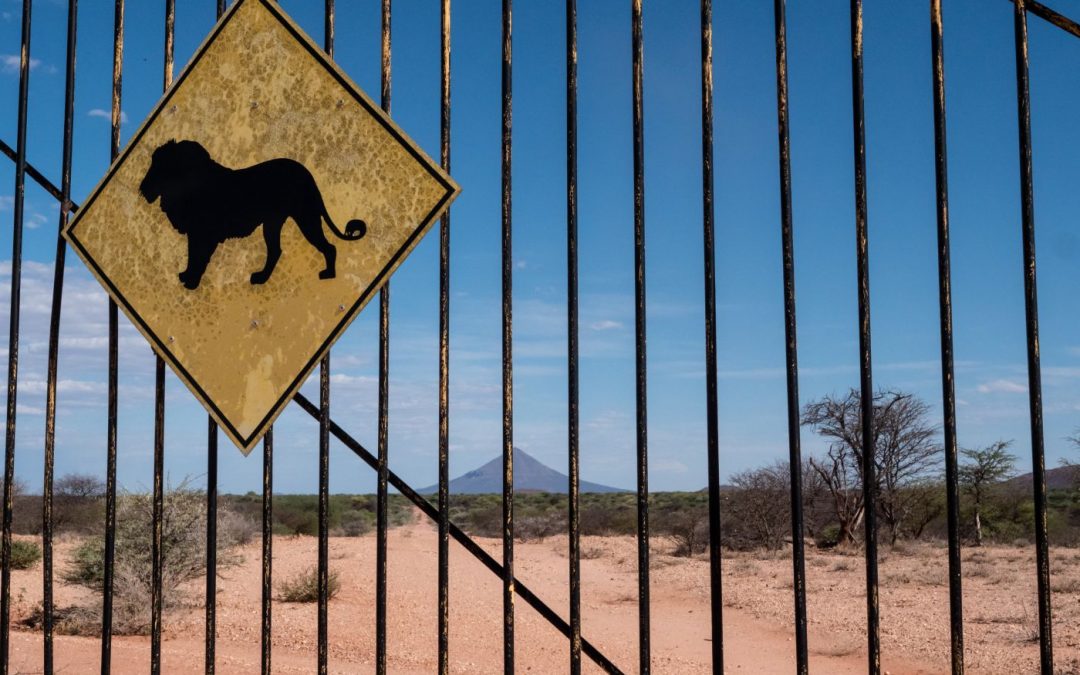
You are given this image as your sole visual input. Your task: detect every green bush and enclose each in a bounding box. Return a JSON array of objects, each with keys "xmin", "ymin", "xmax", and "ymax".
[
  {"xmin": 816, "ymin": 524, "xmax": 842, "ymax": 549},
  {"xmin": 9, "ymin": 539, "xmax": 41, "ymax": 570},
  {"xmin": 279, "ymin": 567, "xmax": 340, "ymax": 603}
]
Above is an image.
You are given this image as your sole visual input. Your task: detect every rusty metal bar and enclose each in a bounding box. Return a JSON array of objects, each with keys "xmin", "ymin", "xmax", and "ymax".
[
  {"xmin": 318, "ymin": 5, "xmax": 334, "ymax": 673},
  {"xmin": 772, "ymin": 1, "xmax": 808, "ymax": 672},
  {"xmin": 261, "ymin": 429, "xmax": 273, "ymax": 675},
  {"xmin": 376, "ymin": 3, "xmax": 391, "ymax": 672},
  {"xmin": 318, "ymin": 353, "xmax": 330, "ymax": 674},
  {"xmin": 566, "ymin": 0, "xmax": 581, "ymax": 672},
  {"xmin": 1013, "ymin": 0, "xmax": 1080, "ymax": 39},
  {"xmin": 150, "ymin": 361, "xmax": 165, "ymax": 675},
  {"xmin": 438, "ymin": 0, "xmax": 452, "ymax": 672},
  {"xmin": 0, "ymin": 141, "xmax": 70, "ymax": 209},
  {"xmin": 206, "ymin": 418, "xmax": 218, "ymax": 674},
  {"xmin": 631, "ymin": 0, "xmax": 651, "ymax": 672},
  {"xmin": 1011, "ymin": 3, "xmax": 1054, "ymax": 672},
  {"xmin": 291, "ymin": 394, "xmax": 624, "ymax": 674},
  {"xmin": 150, "ymin": 4, "xmax": 176, "ymax": 671},
  {"xmin": 101, "ymin": 1, "xmax": 125, "ymax": 669},
  {"xmin": 1, "ymin": 1, "xmax": 33, "ymax": 670},
  {"xmin": 41, "ymin": 1, "xmax": 79, "ymax": 671},
  {"xmin": 929, "ymin": 2, "xmax": 965, "ymax": 673},
  {"xmin": 849, "ymin": 2, "xmax": 880, "ymax": 672},
  {"xmin": 501, "ymin": 0, "xmax": 515, "ymax": 671},
  {"xmin": 700, "ymin": 1, "xmax": 726, "ymax": 672}
]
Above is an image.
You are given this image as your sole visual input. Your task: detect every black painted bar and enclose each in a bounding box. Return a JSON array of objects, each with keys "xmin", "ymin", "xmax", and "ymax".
[
  {"xmin": 772, "ymin": 1, "xmax": 808, "ymax": 672},
  {"xmin": 501, "ymin": 0, "xmax": 515, "ymax": 672},
  {"xmin": 41, "ymin": 2, "xmax": 79, "ymax": 671},
  {"xmin": 566, "ymin": 0, "xmax": 581, "ymax": 672},
  {"xmin": 101, "ymin": 2, "xmax": 125, "ymax": 669},
  {"xmin": 1011, "ymin": 3, "xmax": 1054, "ymax": 672},
  {"xmin": 849, "ymin": 1, "xmax": 881, "ymax": 672},
  {"xmin": 631, "ymin": 1, "xmax": 651, "ymax": 672},
  {"xmin": 376, "ymin": 2, "xmax": 391, "ymax": 671},
  {"xmin": 1, "ymin": 1, "xmax": 32, "ymax": 671},
  {"xmin": 700, "ymin": 1, "xmax": 726, "ymax": 672},
  {"xmin": 437, "ymin": 2, "xmax": 452, "ymax": 673},
  {"xmin": 929, "ymin": 2, "xmax": 965, "ymax": 673}
]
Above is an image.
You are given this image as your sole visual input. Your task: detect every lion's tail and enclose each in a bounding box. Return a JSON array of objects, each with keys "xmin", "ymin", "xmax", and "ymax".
[{"xmin": 321, "ymin": 204, "xmax": 367, "ymax": 241}]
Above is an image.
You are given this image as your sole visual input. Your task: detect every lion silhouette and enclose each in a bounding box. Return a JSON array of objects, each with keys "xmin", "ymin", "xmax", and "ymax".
[{"xmin": 139, "ymin": 139, "xmax": 367, "ymax": 290}]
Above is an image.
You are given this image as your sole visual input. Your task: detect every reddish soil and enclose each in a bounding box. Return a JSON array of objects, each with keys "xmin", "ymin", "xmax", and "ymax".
[{"xmin": 3, "ymin": 522, "xmax": 1079, "ymax": 673}]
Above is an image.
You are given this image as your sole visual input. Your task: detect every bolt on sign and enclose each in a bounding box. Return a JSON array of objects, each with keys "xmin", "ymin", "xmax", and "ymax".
[{"xmin": 63, "ymin": 0, "xmax": 459, "ymax": 454}]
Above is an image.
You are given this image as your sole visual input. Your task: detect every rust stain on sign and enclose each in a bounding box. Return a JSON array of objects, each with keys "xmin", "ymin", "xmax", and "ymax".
[{"xmin": 63, "ymin": 0, "xmax": 459, "ymax": 453}]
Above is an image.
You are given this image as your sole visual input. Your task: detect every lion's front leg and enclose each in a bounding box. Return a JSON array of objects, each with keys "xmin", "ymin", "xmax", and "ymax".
[{"xmin": 180, "ymin": 236, "xmax": 215, "ymax": 290}]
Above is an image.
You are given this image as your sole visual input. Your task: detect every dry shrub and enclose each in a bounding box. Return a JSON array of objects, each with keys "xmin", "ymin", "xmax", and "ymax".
[
  {"xmin": 580, "ymin": 545, "xmax": 605, "ymax": 560},
  {"xmin": 279, "ymin": 567, "xmax": 341, "ymax": 603},
  {"xmin": 58, "ymin": 480, "xmax": 249, "ymax": 635}
]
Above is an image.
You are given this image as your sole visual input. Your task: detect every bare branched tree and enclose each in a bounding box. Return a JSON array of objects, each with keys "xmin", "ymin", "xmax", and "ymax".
[
  {"xmin": 802, "ymin": 389, "xmax": 942, "ymax": 546},
  {"xmin": 726, "ymin": 462, "xmax": 791, "ymax": 551}
]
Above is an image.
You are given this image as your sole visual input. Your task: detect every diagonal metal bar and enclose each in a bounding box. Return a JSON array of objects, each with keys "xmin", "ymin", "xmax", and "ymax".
[
  {"xmin": 292, "ymin": 393, "xmax": 625, "ymax": 675},
  {"xmin": 0, "ymin": 140, "xmax": 72, "ymax": 211},
  {"xmin": 1010, "ymin": 0, "xmax": 1080, "ymax": 39}
]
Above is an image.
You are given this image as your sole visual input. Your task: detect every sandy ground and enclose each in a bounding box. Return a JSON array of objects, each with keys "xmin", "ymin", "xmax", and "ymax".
[{"xmin": 2, "ymin": 519, "xmax": 1079, "ymax": 674}]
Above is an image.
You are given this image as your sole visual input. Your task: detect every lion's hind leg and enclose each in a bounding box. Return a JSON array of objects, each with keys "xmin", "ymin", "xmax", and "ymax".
[
  {"xmin": 251, "ymin": 218, "xmax": 285, "ymax": 285},
  {"xmin": 296, "ymin": 212, "xmax": 337, "ymax": 280}
]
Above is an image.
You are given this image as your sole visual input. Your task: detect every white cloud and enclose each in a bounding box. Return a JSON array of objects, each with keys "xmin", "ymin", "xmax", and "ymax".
[
  {"xmin": 1, "ymin": 54, "xmax": 41, "ymax": 74},
  {"xmin": 0, "ymin": 196, "xmax": 11, "ymax": 211},
  {"xmin": 88, "ymin": 108, "xmax": 128, "ymax": 124},
  {"xmin": 976, "ymin": 379, "xmax": 1027, "ymax": 394},
  {"xmin": 589, "ymin": 319, "xmax": 622, "ymax": 332}
]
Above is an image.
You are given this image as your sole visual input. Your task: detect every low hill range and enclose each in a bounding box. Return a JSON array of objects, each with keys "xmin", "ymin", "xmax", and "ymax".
[
  {"xmin": 419, "ymin": 448, "xmax": 627, "ymax": 495},
  {"xmin": 1007, "ymin": 464, "xmax": 1078, "ymax": 492}
]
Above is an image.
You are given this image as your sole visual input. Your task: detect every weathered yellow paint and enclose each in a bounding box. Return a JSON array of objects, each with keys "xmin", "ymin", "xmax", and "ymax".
[{"xmin": 63, "ymin": 0, "xmax": 458, "ymax": 453}]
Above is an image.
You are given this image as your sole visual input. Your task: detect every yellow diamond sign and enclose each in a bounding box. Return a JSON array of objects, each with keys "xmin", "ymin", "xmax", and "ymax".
[{"xmin": 63, "ymin": 0, "xmax": 459, "ymax": 454}]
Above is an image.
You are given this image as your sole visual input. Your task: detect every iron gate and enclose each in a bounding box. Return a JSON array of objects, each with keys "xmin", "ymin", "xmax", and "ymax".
[{"xmin": 1, "ymin": 0, "xmax": 1076, "ymax": 673}]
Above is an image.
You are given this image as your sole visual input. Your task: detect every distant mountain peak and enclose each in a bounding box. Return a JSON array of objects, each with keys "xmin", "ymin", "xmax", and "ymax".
[{"xmin": 418, "ymin": 447, "xmax": 627, "ymax": 494}]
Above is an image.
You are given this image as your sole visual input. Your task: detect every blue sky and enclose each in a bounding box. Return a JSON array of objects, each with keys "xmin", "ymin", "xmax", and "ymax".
[{"xmin": 2, "ymin": 0, "xmax": 1080, "ymax": 495}]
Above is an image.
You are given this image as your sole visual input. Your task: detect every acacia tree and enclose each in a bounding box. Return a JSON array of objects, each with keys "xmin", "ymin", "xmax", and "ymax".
[
  {"xmin": 802, "ymin": 389, "xmax": 941, "ymax": 546},
  {"xmin": 958, "ymin": 440, "xmax": 1016, "ymax": 546}
]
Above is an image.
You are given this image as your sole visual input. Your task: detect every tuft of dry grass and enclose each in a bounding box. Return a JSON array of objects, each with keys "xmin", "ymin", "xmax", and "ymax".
[{"xmin": 278, "ymin": 567, "xmax": 341, "ymax": 603}]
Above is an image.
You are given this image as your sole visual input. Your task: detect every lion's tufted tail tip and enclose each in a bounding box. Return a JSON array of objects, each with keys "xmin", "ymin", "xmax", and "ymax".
[{"xmin": 344, "ymin": 219, "xmax": 367, "ymax": 240}]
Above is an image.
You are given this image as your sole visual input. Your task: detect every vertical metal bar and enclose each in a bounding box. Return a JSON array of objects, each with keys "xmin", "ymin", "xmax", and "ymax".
[
  {"xmin": 205, "ymin": 420, "xmax": 217, "ymax": 675},
  {"xmin": 566, "ymin": 0, "xmax": 581, "ymax": 673},
  {"xmin": 1011, "ymin": 3, "xmax": 1054, "ymax": 672},
  {"xmin": 773, "ymin": 1, "xmax": 808, "ymax": 672},
  {"xmin": 150, "ymin": 5, "xmax": 175, "ymax": 672},
  {"xmin": 207, "ymin": 2, "xmax": 225, "ymax": 670},
  {"xmin": 849, "ymin": 2, "xmax": 880, "ymax": 672},
  {"xmin": 101, "ymin": 1, "xmax": 125, "ymax": 670},
  {"xmin": 150, "ymin": 362, "xmax": 165, "ymax": 675},
  {"xmin": 438, "ymin": 2, "xmax": 452, "ymax": 673},
  {"xmin": 42, "ymin": 2, "xmax": 79, "ymax": 672},
  {"xmin": 318, "ymin": 354, "xmax": 329, "ymax": 675},
  {"xmin": 261, "ymin": 429, "xmax": 273, "ymax": 675},
  {"xmin": 375, "ymin": 4, "xmax": 391, "ymax": 672},
  {"xmin": 1, "ymin": 1, "xmax": 32, "ymax": 670},
  {"xmin": 501, "ymin": 0, "xmax": 515, "ymax": 672},
  {"xmin": 699, "ymin": 1, "xmax": 726, "ymax": 672},
  {"xmin": 929, "ymin": 2, "xmax": 964, "ymax": 673},
  {"xmin": 631, "ymin": 1, "xmax": 651, "ymax": 672},
  {"xmin": 318, "ymin": 6, "xmax": 333, "ymax": 674}
]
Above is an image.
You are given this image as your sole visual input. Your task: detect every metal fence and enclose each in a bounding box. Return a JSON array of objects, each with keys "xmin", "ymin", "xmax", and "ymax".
[{"xmin": 1, "ymin": 0, "xmax": 1076, "ymax": 673}]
